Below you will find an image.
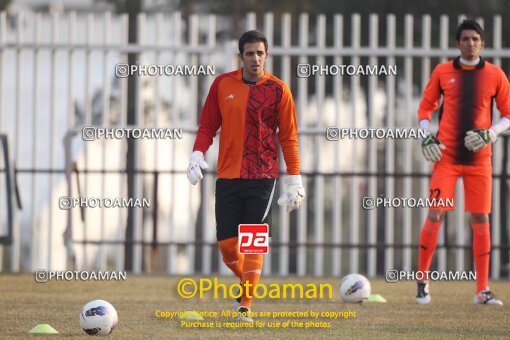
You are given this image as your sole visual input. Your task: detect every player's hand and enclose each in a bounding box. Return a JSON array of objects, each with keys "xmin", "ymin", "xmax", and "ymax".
[
  {"xmin": 277, "ymin": 175, "xmax": 305, "ymax": 213},
  {"xmin": 464, "ymin": 129, "xmax": 497, "ymax": 152},
  {"xmin": 187, "ymin": 151, "xmax": 209, "ymax": 185},
  {"xmin": 421, "ymin": 135, "xmax": 446, "ymax": 162}
]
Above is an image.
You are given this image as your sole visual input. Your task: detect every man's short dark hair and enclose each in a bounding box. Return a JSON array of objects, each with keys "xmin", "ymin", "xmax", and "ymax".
[
  {"xmin": 238, "ymin": 30, "xmax": 268, "ymax": 55},
  {"xmin": 456, "ymin": 20, "xmax": 484, "ymax": 41}
]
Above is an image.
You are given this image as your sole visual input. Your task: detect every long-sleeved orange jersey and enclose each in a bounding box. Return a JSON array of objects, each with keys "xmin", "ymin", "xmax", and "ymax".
[
  {"xmin": 418, "ymin": 57, "xmax": 510, "ymax": 165},
  {"xmin": 193, "ymin": 68, "xmax": 300, "ymax": 179}
]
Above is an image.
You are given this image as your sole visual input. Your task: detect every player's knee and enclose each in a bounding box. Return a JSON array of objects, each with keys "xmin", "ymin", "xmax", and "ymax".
[
  {"xmin": 218, "ymin": 237, "xmax": 241, "ymax": 262},
  {"xmin": 471, "ymin": 213, "xmax": 489, "ymax": 224},
  {"xmin": 427, "ymin": 210, "xmax": 446, "ymax": 223},
  {"xmin": 244, "ymin": 253, "xmax": 263, "ymax": 263}
]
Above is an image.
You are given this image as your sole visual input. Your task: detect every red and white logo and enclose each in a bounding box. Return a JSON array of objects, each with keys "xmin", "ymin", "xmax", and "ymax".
[{"xmin": 238, "ymin": 224, "xmax": 269, "ymax": 254}]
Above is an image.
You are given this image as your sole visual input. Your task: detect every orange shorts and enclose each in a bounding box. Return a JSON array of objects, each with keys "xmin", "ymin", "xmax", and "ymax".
[{"xmin": 428, "ymin": 162, "xmax": 492, "ymax": 213}]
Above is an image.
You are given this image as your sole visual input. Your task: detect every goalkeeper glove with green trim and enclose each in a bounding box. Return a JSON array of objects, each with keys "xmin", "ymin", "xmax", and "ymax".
[
  {"xmin": 464, "ymin": 129, "xmax": 497, "ymax": 152},
  {"xmin": 422, "ymin": 135, "xmax": 446, "ymax": 162}
]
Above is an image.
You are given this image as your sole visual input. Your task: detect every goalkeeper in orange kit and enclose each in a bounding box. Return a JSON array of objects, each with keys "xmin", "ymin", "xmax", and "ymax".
[
  {"xmin": 187, "ymin": 30, "xmax": 305, "ymax": 321},
  {"xmin": 416, "ymin": 20, "xmax": 510, "ymax": 305}
]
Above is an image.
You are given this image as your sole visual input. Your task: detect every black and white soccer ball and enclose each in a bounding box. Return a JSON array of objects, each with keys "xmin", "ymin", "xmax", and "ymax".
[
  {"xmin": 80, "ymin": 300, "xmax": 118, "ymax": 335},
  {"xmin": 339, "ymin": 274, "xmax": 371, "ymax": 303}
]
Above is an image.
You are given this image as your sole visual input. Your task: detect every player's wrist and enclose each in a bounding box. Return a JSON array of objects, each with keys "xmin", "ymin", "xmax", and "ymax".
[
  {"xmin": 488, "ymin": 128, "xmax": 497, "ymax": 143},
  {"xmin": 190, "ymin": 150, "xmax": 205, "ymax": 161},
  {"xmin": 486, "ymin": 117, "xmax": 510, "ymax": 145},
  {"xmin": 418, "ymin": 119, "xmax": 432, "ymax": 138},
  {"xmin": 284, "ymin": 174, "xmax": 302, "ymax": 186}
]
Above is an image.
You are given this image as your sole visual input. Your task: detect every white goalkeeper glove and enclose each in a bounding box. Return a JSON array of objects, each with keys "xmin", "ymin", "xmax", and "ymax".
[
  {"xmin": 421, "ymin": 134, "xmax": 446, "ymax": 162},
  {"xmin": 464, "ymin": 129, "xmax": 497, "ymax": 152},
  {"xmin": 187, "ymin": 151, "xmax": 209, "ymax": 185},
  {"xmin": 277, "ymin": 175, "xmax": 305, "ymax": 213}
]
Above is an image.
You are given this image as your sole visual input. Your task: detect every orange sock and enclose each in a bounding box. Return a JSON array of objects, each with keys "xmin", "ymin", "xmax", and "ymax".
[
  {"xmin": 418, "ymin": 218, "xmax": 442, "ymax": 281},
  {"xmin": 218, "ymin": 237, "xmax": 244, "ymax": 280},
  {"xmin": 240, "ymin": 254, "xmax": 264, "ymax": 309},
  {"xmin": 472, "ymin": 222, "xmax": 490, "ymax": 293}
]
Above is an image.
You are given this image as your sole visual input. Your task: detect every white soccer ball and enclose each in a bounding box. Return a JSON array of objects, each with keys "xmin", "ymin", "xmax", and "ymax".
[
  {"xmin": 80, "ymin": 300, "xmax": 118, "ymax": 335},
  {"xmin": 339, "ymin": 274, "xmax": 371, "ymax": 303}
]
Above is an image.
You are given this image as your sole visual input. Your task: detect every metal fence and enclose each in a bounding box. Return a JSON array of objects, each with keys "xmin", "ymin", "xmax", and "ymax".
[{"xmin": 0, "ymin": 11, "xmax": 509, "ymax": 278}]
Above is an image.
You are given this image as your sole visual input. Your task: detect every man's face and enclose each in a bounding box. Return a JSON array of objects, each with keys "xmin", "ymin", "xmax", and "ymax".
[
  {"xmin": 456, "ymin": 29, "xmax": 484, "ymax": 61},
  {"xmin": 239, "ymin": 42, "xmax": 267, "ymax": 81}
]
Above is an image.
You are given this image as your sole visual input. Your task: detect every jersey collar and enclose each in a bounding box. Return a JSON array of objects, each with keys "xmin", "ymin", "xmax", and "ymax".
[
  {"xmin": 453, "ymin": 56, "xmax": 485, "ymax": 70},
  {"xmin": 235, "ymin": 68, "xmax": 271, "ymax": 84}
]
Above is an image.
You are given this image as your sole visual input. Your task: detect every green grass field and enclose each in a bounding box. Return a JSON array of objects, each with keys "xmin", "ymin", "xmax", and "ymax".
[{"xmin": 1, "ymin": 275, "xmax": 509, "ymax": 339}]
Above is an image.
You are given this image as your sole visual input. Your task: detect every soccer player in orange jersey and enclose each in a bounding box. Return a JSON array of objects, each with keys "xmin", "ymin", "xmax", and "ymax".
[
  {"xmin": 416, "ymin": 20, "xmax": 510, "ymax": 305},
  {"xmin": 187, "ymin": 30, "xmax": 305, "ymax": 321}
]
